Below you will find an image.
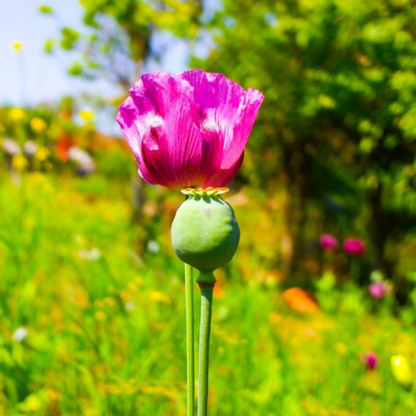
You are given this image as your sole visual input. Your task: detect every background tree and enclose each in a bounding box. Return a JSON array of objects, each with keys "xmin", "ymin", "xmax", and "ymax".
[
  {"xmin": 197, "ymin": 0, "xmax": 416, "ymax": 281},
  {"xmin": 41, "ymin": 0, "xmax": 202, "ymax": 91}
]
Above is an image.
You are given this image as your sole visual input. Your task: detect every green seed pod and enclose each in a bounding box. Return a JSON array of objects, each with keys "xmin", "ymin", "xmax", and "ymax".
[{"xmin": 171, "ymin": 190, "xmax": 240, "ymax": 272}]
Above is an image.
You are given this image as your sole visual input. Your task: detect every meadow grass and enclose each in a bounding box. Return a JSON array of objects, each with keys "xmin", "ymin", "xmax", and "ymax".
[{"xmin": 0, "ymin": 172, "xmax": 415, "ymax": 415}]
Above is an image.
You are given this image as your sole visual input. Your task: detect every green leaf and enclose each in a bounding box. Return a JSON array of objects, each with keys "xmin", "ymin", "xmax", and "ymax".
[{"xmin": 38, "ymin": 4, "xmax": 54, "ymax": 14}]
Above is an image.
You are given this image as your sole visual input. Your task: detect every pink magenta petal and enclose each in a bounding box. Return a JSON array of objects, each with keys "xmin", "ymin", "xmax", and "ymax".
[
  {"xmin": 129, "ymin": 73, "xmax": 206, "ymax": 187},
  {"xmin": 202, "ymin": 153, "xmax": 245, "ymax": 188},
  {"xmin": 181, "ymin": 70, "xmax": 264, "ymax": 170},
  {"xmin": 115, "ymin": 96, "xmax": 159, "ymax": 184},
  {"xmin": 222, "ymin": 88, "xmax": 264, "ymax": 169},
  {"xmin": 117, "ymin": 69, "xmax": 264, "ymax": 189}
]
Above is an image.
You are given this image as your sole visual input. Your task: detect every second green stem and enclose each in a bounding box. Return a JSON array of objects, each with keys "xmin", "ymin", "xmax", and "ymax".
[
  {"xmin": 185, "ymin": 263, "xmax": 195, "ymax": 416},
  {"xmin": 197, "ymin": 272, "xmax": 216, "ymax": 416}
]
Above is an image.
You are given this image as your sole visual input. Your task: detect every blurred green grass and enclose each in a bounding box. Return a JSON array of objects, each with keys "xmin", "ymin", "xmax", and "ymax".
[{"xmin": 0, "ymin": 173, "xmax": 415, "ymax": 416}]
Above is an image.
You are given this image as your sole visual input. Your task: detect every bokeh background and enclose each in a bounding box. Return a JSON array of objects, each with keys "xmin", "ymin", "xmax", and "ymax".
[{"xmin": 2, "ymin": 1, "xmax": 416, "ymax": 415}]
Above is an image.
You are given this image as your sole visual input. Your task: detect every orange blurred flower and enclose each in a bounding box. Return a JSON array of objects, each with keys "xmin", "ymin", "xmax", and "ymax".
[
  {"xmin": 283, "ymin": 287, "xmax": 319, "ymax": 313},
  {"xmin": 55, "ymin": 135, "xmax": 75, "ymax": 162},
  {"xmin": 213, "ymin": 277, "xmax": 225, "ymax": 298}
]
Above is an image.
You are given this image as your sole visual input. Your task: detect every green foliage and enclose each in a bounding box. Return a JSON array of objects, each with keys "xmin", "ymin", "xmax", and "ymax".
[
  {"xmin": 0, "ymin": 173, "xmax": 416, "ymax": 414},
  {"xmin": 196, "ymin": 0, "xmax": 416, "ymax": 278},
  {"xmin": 94, "ymin": 147, "xmax": 134, "ymax": 180},
  {"xmin": 80, "ymin": 0, "xmax": 200, "ymax": 38},
  {"xmin": 40, "ymin": 0, "xmax": 202, "ymax": 89},
  {"xmin": 60, "ymin": 27, "xmax": 80, "ymax": 50},
  {"xmin": 38, "ymin": 4, "xmax": 54, "ymax": 15},
  {"xmin": 198, "ymin": 0, "xmax": 416, "ymax": 177},
  {"xmin": 68, "ymin": 62, "xmax": 83, "ymax": 76},
  {"xmin": 43, "ymin": 39, "xmax": 54, "ymax": 54}
]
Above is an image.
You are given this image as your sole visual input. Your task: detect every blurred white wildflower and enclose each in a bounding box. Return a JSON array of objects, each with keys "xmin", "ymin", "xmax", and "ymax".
[
  {"xmin": 23, "ymin": 140, "xmax": 38, "ymax": 157},
  {"xmin": 12, "ymin": 327, "xmax": 28, "ymax": 342},
  {"xmin": 3, "ymin": 138, "xmax": 21, "ymax": 156},
  {"xmin": 147, "ymin": 240, "xmax": 160, "ymax": 253},
  {"xmin": 78, "ymin": 248, "xmax": 101, "ymax": 261},
  {"xmin": 68, "ymin": 146, "xmax": 95, "ymax": 175},
  {"xmin": 125, "ymin": 301, "xmax": 136, "ymax": 311}
]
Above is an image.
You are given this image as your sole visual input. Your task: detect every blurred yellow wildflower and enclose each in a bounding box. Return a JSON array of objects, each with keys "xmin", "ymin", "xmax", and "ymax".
[
  {"xmin": 46, "ymin": 388, "xmax": 61, "ymax": 401},
  {"xmin": 30, "ymin": 117, "xmax": 48, "ymax": 133},
  {"xmin": 9, "ymin": 107, "xmax": 25, "ymax": 122},
  {"xmin": 150, "ymin": 291, "xmax": 171, "ymax": 305},
  {"xmin": 18, "ymin": 393, "xmax": 43, "ymax": 412},
  {"xmin": 94, "ymin": 311, "xmax": 106, "ymax": 322},
  {"xmin": 103, "ymin": 297, "xmax": 116, "ymax": 307},
  {"xmin": 119, "ymin": 290, "xmax": 131, "ymax": 301},
  {"xmin": 84, "ymin": 409, "xmax": 100, "ymax": 416},
  {"xmin": 35, "ymin": 146, "xmax": 50, "ymax": 162},
  {"xmin": 12, "ymin": 154, "xmax": 28, "ymax": 172},
  {"xmin": 12, "ymin": 41, "xmax": 23, "ymax": 52},
  {"xmin": 213, "ymin": 327, "xmax": 247, "ymax": 345},
  {"xmin": 391, "ymin": 355, "xmax": 412, "ymax": 388},
  {"xmin": 79, "ymin": 109, "xmax": 94, "ymax": 122},
  {"xmin": 139, "ymin": 385, "xmax": 178, "ymax": 399},
  {"xmin": 127, "ymin": 280, "xmax": 141, "ymax": 293}
]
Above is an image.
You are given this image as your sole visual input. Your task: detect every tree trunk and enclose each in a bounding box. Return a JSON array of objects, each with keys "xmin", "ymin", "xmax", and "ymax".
[
  {"xmin": 368, "ymin": 182, "xmax": 389, "ymax": 275},
  {"xmin": 280, "ymin": 144, "xmax": 308, "ymax": 280}
]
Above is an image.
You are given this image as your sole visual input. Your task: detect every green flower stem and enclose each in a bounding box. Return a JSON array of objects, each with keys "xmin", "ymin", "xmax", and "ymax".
[
  {"xmin": 185, "ymin": 263, "xmax": 195, "ymax": 416},
  {"xmin": 197, "ymin": 272, "xmax": 216, "ymax": 416},
  {"xmin": 349, "ymin": 259, "xmax": 360, "ymax": 283}
]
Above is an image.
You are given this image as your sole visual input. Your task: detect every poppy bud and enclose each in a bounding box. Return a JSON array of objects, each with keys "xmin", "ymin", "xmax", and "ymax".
[{"xmin": 171, "ymin": 189, "xmax": 240, "ymax": 273}]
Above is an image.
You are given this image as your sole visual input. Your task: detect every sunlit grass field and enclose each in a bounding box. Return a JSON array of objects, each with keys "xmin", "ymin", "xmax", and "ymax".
[{"xmin": 1, "ymin": 172, "xmax": 416, "ymax": 415}]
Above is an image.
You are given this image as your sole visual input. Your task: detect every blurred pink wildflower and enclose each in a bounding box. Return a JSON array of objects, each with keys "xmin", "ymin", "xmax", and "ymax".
[
  {"xmin": 343, "ymin": 238, "xmax": 365, "ymax": 256},
  {"xmin": 319, "ymin": 234, "xmax": 338, "ymax": 250},
  {"xmin": 369, "ymin": 281, "xmax": 388, "ymax": 298},
  {"xmin": 363, "ymin": 351, "xmax": 378, "ymax": 370},
  {"xmin": 116, "ymin": 69, "xmax": 264, "ymax": 189}
]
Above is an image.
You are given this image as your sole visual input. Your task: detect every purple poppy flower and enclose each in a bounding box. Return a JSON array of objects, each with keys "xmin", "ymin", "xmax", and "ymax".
[
  {"xmin": 364, "ymin": 352, "xmax": 378, "ymax": 370},
  {"xmin": 343, "ymin": 238, "xmax": 365, "ymax": 256},
  {"xmin": 369, "ymin": 281, "xmax": 388, "ymax": 298},
  {"xmin": 116, "ymin": 69, "xmax": 264, "ymax": 189},
  {"xmin": 319, "ymin": 234, "xmax": 338, "ymax": 250}
]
